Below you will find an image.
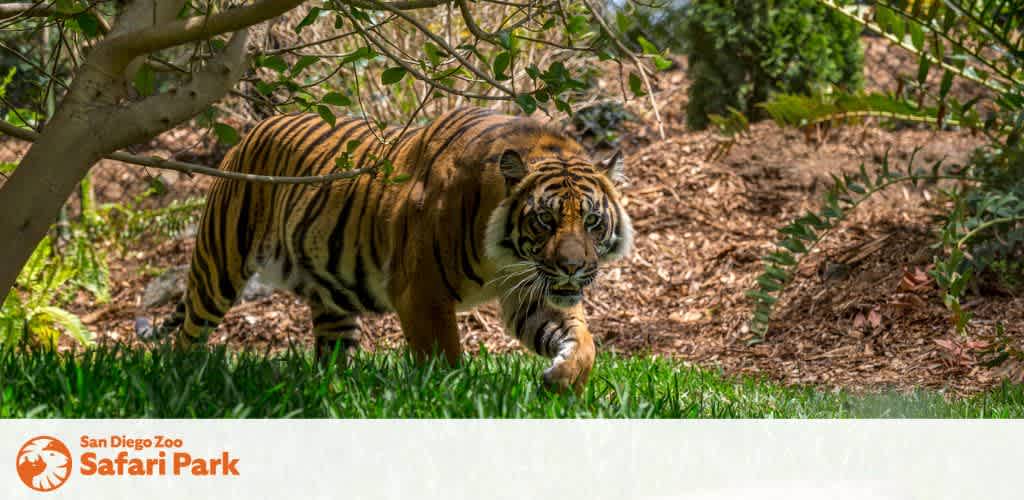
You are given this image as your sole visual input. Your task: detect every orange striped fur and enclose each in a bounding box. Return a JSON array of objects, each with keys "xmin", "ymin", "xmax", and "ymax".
[{"xmin": 155, "ymin": 107, "xmax": 632, "ymax": 391}]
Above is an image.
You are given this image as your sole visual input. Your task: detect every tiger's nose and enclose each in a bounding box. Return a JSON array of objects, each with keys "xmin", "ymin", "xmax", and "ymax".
[
  {"xmin": 555, "ymin": 237, "xmax": 588, "ymax": 276},
  {"xmin": 559, "ymin": 257, "xmax": 584, "ymax": 275}
]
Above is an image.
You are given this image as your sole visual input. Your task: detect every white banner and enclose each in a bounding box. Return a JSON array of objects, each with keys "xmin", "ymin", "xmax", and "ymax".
[{"xmin": 2, "ymin": 420, "xmax": 1020, "ymax": 499}]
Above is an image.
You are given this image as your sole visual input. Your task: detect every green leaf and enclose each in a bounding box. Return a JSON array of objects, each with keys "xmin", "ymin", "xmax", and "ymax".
[
  {"xmin": 493, "ymin": 51, "xmax": 511, "ymax": 81},
  {"xmin": 515, "ymin": 94, "xmax": 536, "ymax": 115},
  {"xmin": 381, "ymin": 67, "xmax": 408, "ymax": 85},
  {"xmin": 322, "ymin": 92, "xmax": 351, "ymax": 107},
  {"xmin": 745, "ymin": 290, "xmax": 778, "ymax": 305},
  {"xmin": 566, "ymin": 15, "xmax": 589, "ymax": 35},
  {"xmin": 628, "ymin": 72, "xmax": 646, "ymax": 97},
  {"xmin": 653, "ymin": 55, "xmax": 672, "ymax": 71},
  {"xmin": 317, "ymin": 105, "xmax": 336, "ymax": 126},
  {"xmin": 636, "ymin": 36, "xmax": 658, "ymax": 55},
  {"xmin": 615, "ymin": 11, "xmax": 630, "ymax": 34},
  {"xmin": 939, "ymin": 70, "xmax": 954, "ymax": 99},
  {"xmin": 756, "ymin": 276, "xmax": 784, "ymax": 292},
  {"xmin": 34, "ymin": 306, "xmax": 93, "ymax": 346},
  {"xmin": 257, "ymin": 55, "xmax": 288, "ymax": 73},
  {"xmin": 133, "ymin": 64, "xmax": 156, "ymax": 97},
  {"xmin": 910, "ymin": 22, "xmax": 924, "ymax": 51},
  {"xmin": 294, "ymin": 7, "xmax": 322, "ymax": 33},
  {"xmin": 290, "ymin": 55, "xmax": 320, "ymax": 76},
  {"xmin": 213, "ymin": 123, "xmax": 240, "ymax": 145},
  {"xmin": 341, "ymin": 46, "xmax": 378, "ymax": 65},
  {"xmin": 73, "ymin": 12, "xmax": 101, "ymax": 37},
  {"xmin": 424, "ymin": 43, "xmax": 442, "ymax": 66}
]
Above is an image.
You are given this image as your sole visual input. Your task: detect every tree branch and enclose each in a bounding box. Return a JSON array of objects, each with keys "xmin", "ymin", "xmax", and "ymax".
[
  {"xmin": 360, "ymin": 0, "xmax": 516, "ymax": 96},
  {"xmin": 93, "ymin": 0, "xmax": 306, "ymax": 70},
  {"xmin": 456, "ymin": 0, "xmax": 499, "ymax": 44},
  {"xmin": 0, "ymin": 2, "xmax": 111, "ymax": 33},
  {"xmin": 103, "ymin": 29, "xmax": 251, "ymax": 150},
  {"xmin": 0, "ymin": 118, "xmax": 374, "ymax": 185},
  {"xmin": 353, "ymin": 17, "xmax": 510, "ymax": 101},
  {"xmin": 346, "ymin": 0, "xmax": 452, "ymax": 10},
  {"xmin": 0, "ymin": 2, "xmax": 54, "ymax": 19}
]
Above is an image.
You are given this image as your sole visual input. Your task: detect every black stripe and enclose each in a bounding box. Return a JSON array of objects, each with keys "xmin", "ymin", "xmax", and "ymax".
[
  {"xmin": 422, "ymin": 114, "xmax": 495, "ymax": 185},
  {"xmin": 545, "ymin": 326, "xmax": 563, "ymax": 357},
  {"xmin": 189, "ymin": 260, "xmax": 225, "ymax": 323},
  {"xmin": 351, "ymin": 253, "xmax": 384, "ymax": 313},
  {"xmin": 295, "ymin": 118, "xmax": 364, "ymax": 175},
  {"xmin": 256, "ymin": 114, "xmax": 319, "ymax": 175},
  {"xmin": 459, "ymin": 197, "xmax": 484, "ymax": 287},
  {"xmin": 466, "ymin": 190, "xmax": 481, "ymax": 263},
  {"xmin": 232, "ymin": 182, "xmax": 253, "ymax": 276},
  {"xmin": 433, "ymin": 239, "xmax": 462, "ymax": 302},
  {"xmin": 325, "ymin": 180, "xmax": 360, "ymax": 277}
]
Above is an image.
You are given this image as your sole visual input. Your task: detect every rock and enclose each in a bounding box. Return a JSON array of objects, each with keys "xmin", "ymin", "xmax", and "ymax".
[
  {"xmin": 142, "ymin": 268, "xmax": 275, "ymax": 308},
  {"xmin": 241, "ymin": 274, "xmax": 276, "ymax": 302},
  {"xmin": 141, "ymin": 266, "xmax": 188, "ymax": 309}
]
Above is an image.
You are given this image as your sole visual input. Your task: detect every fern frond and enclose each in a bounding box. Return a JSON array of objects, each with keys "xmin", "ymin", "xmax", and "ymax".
[{"xmin": 760, "ymin": 92, "xmax": 948, "ymax": 128}]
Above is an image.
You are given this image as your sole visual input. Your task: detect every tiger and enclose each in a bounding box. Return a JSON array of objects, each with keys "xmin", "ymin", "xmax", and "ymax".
[{"xmin": 142, "ymin": 106, "xmax": 633, "ymax": 391}]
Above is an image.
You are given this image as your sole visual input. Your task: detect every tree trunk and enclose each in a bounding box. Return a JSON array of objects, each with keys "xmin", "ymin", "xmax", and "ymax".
[
  {"xmin": 0, "ymin": 67, "xmax": 117, "ymax": 302},
  {"xmin": 0, "ymin": 0, "xmax": 271, "ymax": 304}
]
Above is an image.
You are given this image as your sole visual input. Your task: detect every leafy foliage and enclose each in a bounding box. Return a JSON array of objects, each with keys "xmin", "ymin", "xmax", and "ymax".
[
  {"xmin": 0, "ymin": 183, "xmax": 204, "ymax": 347},
  {"xmin": 751, "ymin": 0, "xmax": 1024, "ymax": 339},
  {"xmin": 682, "ymin": 0, "xmax": 864, "ymax": 130},
  {"xmin": 569, "ymin": 101, "xmax": 636, "ymax": 147},
  {"xmin": 0, "ymin": 237, "xmax": 97, "ymax": 348}
]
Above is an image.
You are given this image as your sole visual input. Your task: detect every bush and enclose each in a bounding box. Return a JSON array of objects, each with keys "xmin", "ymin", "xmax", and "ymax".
[{"xmin": 683, "ymin": 0, "xmax": 864, "ymax": 130}]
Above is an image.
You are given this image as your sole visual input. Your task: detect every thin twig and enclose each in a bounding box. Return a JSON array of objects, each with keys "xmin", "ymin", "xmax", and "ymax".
[
  {"xmin": 581, "ymin": 0, "xmax": 665, "ymax": 139},
  {"xmin": 0, "ymin": 119, "xmax": 375, "ymax": 185}
]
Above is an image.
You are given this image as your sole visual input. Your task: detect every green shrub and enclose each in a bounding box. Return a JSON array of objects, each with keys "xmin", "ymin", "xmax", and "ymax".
[{"xmin": 683, "ymin": 0, "xmax": 864, "ymax": 130}]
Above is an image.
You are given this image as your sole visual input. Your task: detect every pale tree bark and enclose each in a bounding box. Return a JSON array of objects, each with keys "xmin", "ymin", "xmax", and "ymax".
[{"xmin": 0, "ymin": 0, "xmax": 306, "ymax": 304}]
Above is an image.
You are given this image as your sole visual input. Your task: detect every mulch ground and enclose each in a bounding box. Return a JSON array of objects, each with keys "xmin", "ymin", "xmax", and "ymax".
[{"xmin": 6, "ymin": 37, "xmax": 1023, "ymax": 395}]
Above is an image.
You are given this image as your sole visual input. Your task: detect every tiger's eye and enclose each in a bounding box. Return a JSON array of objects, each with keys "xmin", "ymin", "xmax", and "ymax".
[
  {"xmin": 584, "ymin": 213, "xmax": 602, "ymax": 230},
  {"xmin": 537, "ymin": 211, "xmax": 554, "ymax": 227}
]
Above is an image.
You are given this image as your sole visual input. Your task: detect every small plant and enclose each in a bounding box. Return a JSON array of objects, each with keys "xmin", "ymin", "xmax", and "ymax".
[
  {"xmin": 0, "ymin": 182, "xmax": 205, "ymax": 348},
  {"xmin": 682, "ymin": 0, "xmax": 864, "ymax": 130},
  {"xmin": 0, "ymin": 237, "xmax": 97, "ymax": 348},
  {"xmin": 569, "ymin": 102, "xmax": 636, "ymax": 147}
]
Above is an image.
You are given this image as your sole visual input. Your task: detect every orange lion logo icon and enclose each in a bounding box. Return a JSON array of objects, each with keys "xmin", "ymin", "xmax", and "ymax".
[{"xmin": 16, "ymin": 436, "xmax": 72, "ymax": 492}]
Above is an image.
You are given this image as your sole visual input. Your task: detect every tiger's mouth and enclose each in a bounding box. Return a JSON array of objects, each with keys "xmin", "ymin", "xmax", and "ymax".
[{"xmin": 542, "ymin": 273, "xmax": 595, "ymax": 309}]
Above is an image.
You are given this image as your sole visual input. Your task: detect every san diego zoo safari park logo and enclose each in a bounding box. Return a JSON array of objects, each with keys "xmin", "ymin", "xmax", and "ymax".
[
  {"xmin": 16, "ymin": 436, "xmax": 72, "ymax": 492},
  {"xmin": 15, "ymin": 434, "xmax": 240, "ymax": 492}
]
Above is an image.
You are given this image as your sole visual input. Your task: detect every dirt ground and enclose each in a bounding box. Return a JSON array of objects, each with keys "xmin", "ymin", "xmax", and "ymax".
[{"xmin": 6, "ymin": 37, "xmax": 1022, "ymax": 395}]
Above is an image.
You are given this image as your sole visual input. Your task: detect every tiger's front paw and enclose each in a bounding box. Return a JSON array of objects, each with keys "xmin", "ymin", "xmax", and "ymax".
[{"xmin": 541, "ymin": 338, "xmax": 595, "ymax": 394}]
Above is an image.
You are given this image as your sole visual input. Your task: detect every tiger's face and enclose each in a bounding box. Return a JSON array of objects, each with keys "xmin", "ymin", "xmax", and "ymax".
[{"xmin": 486, "ymin": 148, "xmax": 633, "ymax": 309}]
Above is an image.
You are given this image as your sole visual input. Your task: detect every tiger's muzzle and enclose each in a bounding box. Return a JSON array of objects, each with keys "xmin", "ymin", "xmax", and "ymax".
[{"xmin": 541, "ymin": 235, "xmax": 599, "ymax": 309}]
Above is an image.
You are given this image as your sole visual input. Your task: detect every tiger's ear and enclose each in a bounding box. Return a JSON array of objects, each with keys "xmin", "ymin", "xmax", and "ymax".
[
  {"xmin": 499, "ymin": 149, "xmax": 528, "ymax": 186},
  {"xmin": 597, "ymin": 149, "xmax": 625, "ymax": 184}
]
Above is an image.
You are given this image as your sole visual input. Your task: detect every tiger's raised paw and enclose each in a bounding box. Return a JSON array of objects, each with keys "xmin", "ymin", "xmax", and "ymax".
[{"xmin": 541, "ymin": 342, "xmax": 595, "ymax": 395}]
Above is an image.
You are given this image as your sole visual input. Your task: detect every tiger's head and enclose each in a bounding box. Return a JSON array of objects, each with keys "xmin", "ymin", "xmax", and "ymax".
[{"xmin": 485, "ymin": 139, "xmax": 633, "ymax": 309}]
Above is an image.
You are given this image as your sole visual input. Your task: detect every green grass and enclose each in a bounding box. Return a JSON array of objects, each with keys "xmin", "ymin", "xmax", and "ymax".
[{"xmin": 1, "ymin": 344, "xmax": 1022, "ymax": 418}]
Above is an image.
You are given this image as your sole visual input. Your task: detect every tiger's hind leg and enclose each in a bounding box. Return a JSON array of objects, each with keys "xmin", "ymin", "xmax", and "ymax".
[
  {"xmin": 310, "ymin": 305, "xmax": 362, "ymax": 365},
  {"xmin": 146, "ymin": 181, "xmax": 255, "ymax": 348},
  {"xmin": 170, "ymin": 255, "xmax": 251, "ymax": 348}
]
